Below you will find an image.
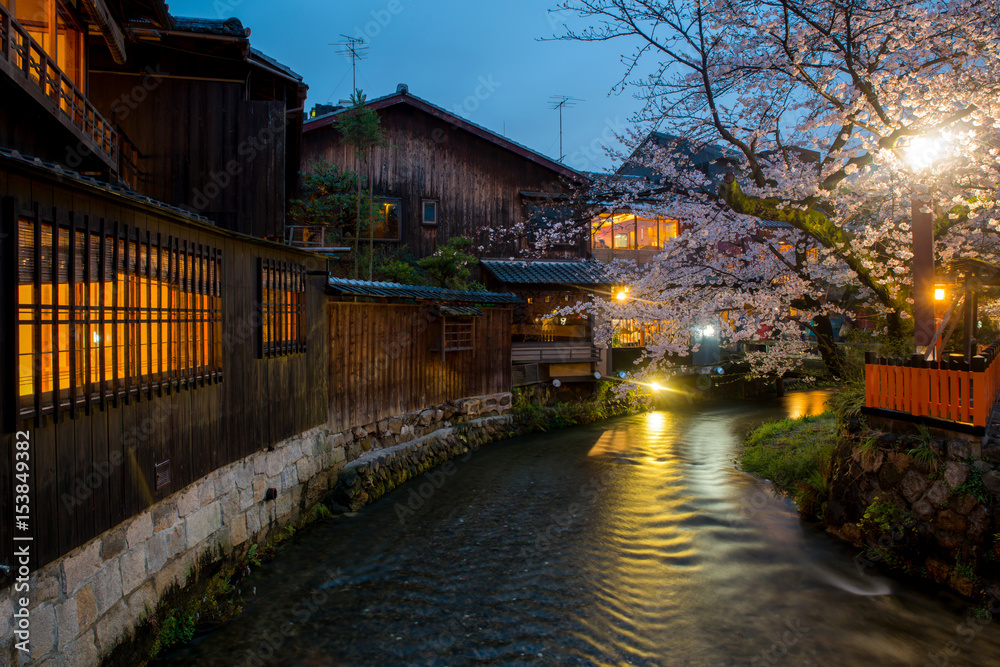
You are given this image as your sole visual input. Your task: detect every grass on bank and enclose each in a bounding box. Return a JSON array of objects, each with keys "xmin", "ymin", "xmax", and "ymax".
[{"xmin": 737, "ymin": 411, "xmax": 837, "ymax": 518}]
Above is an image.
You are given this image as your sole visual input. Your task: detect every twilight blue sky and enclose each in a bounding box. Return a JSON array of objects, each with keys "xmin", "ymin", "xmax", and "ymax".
[{"xmin": 166, "ymin": 0, "xmax": 647, "ymax": 172}]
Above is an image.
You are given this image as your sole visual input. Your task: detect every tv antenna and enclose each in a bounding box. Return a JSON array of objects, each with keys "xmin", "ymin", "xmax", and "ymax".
[
  {"xmin": 333, "ymin": 35, "xmax": 369, "ymax": 93},
  {"xmin": 549, "ymin": 95, "xmax": 583, "ymax": 162}
]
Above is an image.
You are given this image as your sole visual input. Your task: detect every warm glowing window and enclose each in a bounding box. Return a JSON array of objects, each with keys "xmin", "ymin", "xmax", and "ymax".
[
  {"xmin": 259, "ymin": 259, "xmax": 307, "ymax": 357},
  {"xmin": 592, "ymin": 214, "xmax": 680, "ymax": 251},
  {"xmin": 9, "ymin": 1, "xmax": 85, "ymax": 89},
  {"xmin": 55, "ymin": 3, "xmax": 84, "ymax": 90},
  {"xmin": 16, "ymin": 217, "xmax": 223, "ymax": 418},
  {"xmin": 372, "ymin": 199, "xmax": 401, "ymax": 241}
]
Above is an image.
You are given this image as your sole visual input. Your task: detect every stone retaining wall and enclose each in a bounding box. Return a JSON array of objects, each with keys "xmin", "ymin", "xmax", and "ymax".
[
  {"xmin": 826, "ymin": 421, "xmax": 1000, "ymax": 597},
  {"xmin": 0, "ymin": 392, "xmax": 511, "ymax": 666}
]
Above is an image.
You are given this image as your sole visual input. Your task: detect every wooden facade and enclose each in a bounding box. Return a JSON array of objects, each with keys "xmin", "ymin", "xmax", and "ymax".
[
  {"xmin": 327, "ymin": 302, "xmax": 510, "ymax": 431},
  {"xmin": 0, "ymin": 160, "xmax": 328, "ymax": 572},
  {"xmin": 301, "ymin": 90, "xmax": 591, "ymax": 259},
  {"xmin": 86, "ymin": 18, "xmax": 307, "ymax": 241}
]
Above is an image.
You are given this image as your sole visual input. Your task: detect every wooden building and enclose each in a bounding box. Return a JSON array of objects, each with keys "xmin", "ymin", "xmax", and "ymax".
[
  {"xmin": 0, "ymin": 1, "xmax": 325, "ymax": 573},
  {"xmin": 480, "ymin": 259, "xmax": 610, "ymax": 386},
  {"xmin": 326, "ymin": 279, "xmax": 518, "ymax": 431},
  {"xmin": 1, "ymin": 1, "xmax": 308, "ymax": 241},
  {"xmin": 301, "ymin": 85, "xmax": 592, "ymax": 259}
]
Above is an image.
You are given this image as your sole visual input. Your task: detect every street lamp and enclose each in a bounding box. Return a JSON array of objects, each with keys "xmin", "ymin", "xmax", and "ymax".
[{"xmin": 905, "ymin": 135, "xmax": 947, "ymax": 355}]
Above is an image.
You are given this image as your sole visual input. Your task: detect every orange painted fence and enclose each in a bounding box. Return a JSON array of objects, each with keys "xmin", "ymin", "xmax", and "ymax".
[{"xmin": 864, "ymin": 343, "xmax": 1000, "ymax": 428}]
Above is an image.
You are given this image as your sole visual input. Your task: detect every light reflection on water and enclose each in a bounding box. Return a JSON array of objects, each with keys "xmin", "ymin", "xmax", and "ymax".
[{"xmin": 162, "ymin": 391, "xmax": 1000, "ymax": 666}]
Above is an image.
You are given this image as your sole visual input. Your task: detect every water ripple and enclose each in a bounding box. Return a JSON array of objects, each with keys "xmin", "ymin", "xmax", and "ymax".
[{"xmin": 162, "ymin": 392, "xmax": 1000, "ymax": 666}]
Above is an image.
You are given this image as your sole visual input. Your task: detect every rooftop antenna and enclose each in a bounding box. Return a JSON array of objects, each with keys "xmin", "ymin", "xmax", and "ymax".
[
  {"xmin": 332, "ymin": 35, "xmax": 368, "ymax": 94},
  {"xmin": 549, "ymin": 95, "xmax": 583, "ymax": 162}
]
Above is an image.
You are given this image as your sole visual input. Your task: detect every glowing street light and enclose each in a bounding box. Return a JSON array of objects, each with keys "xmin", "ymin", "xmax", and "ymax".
[
  {"xmin": 615, "ymin": 286, "xmax": 630, "ymax": 301},
  {"xmin": 904, "ymin": 133, "xmax": 949, "ymax": 354},
  {"xmin": 934, "ymin": 287, "xmax": 946, "ymax": 302},
  {"xmin": 703, "ymin": 324, "xmax": 715, "ymax": 337}
]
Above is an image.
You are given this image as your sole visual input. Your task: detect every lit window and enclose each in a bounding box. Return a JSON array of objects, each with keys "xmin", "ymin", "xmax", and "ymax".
[
  {"xmin": 259, "ymin": 260, "xmax": 307, "ymax": 357},
  {"xmin": 372, "ymin": 199, "xmax": 401, "ymax": 241},
  {"xmin": 422, "ymin": 200, "xmax": 438, "ymax": 226},
  {"xmin": 16, "ymin": 217, "xmax": 223, "ymax": 418}
]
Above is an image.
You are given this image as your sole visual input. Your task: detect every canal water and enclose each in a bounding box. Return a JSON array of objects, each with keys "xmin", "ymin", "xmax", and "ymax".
[{"xmin": 163, "ymin": 391, "xmax": 1000, "ymax": 666}]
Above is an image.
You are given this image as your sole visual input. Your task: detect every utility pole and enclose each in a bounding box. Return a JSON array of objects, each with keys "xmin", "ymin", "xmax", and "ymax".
[{"xmin": 548, "ymin": 95, "xmax": 582, "ymax": 162}]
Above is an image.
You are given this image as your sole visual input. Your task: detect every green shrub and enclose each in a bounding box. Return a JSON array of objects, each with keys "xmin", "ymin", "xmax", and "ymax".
[{"xmin": 857, "ymin": 496, "xmax": 902, "ymax": 535}]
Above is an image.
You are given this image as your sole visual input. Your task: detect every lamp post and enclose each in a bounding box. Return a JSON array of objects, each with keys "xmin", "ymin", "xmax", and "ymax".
[
  {"xmin": 911, "ymin": 191, "xmax": 936, "ymax": 353},
  {"xmin": 905, "ymin": 135, "xmax": 947, "ymax": 356}
]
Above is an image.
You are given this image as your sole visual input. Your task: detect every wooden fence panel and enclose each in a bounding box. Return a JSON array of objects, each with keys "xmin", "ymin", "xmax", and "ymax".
[
  {"xmin": 864, "ymin": 344, "xmax": 1000, "ymax": 428},
  {"xmin": 328, "ymin": 302, "xmax": 512, "ymax": 431}
]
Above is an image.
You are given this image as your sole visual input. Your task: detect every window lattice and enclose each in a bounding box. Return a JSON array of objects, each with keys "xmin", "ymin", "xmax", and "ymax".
[
  {"xmin": 15, "ymin": 215, "xmax": 223, "ymax": 419},
  {"xmin": 443, "ymin": 318, "xmax": 474, "ymax": 352},
  {"xmin": 259, "ymin": 259, "xmax": 307, "ymax": 357}
]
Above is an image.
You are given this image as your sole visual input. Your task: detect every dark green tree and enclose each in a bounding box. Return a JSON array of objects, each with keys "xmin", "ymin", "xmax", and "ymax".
[{"xmin": 337, "ymin": 90, "xmax": 388, "ymax": 280}]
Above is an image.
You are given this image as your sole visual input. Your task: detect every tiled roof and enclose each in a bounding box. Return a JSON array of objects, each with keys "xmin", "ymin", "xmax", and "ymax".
[
  {"xmin": 172, "ymin": 16, "xmax": 246, "ymax": 36},
  {"xmin": 480, "ymin": 259, "xmax": 611, "ymax": 285},
  {"xmin": 327, "ymin": 278, "xmax": 521, "ymax": 304},
  {"xmin": 0, "ymin": 148, "xmax": 212, "ymax": 224},
  {"xmin": 249, "ymin": 48, "xmax": 303, "ymax": 82}
]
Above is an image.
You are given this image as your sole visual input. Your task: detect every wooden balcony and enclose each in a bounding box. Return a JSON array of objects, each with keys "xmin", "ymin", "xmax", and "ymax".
[
  {"xmin": 512, "ymin": 342, "xmax": 602, "ymax": 364},
  {"xmin": 591, "ymin": 247, "xmax": 665, "ymax": 265},
  {"xmin": 0, "ymin": 4, "xmax": 126, "ymax": 180}
]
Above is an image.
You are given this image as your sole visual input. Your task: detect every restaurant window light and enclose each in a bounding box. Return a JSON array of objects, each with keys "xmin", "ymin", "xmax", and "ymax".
[{"xmin": 591, "ymin": 212, "xmax": 680, "ymax": 251}]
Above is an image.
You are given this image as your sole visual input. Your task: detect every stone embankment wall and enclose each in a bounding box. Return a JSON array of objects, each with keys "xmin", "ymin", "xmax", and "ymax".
[
  {"xmin": 826, "ymin": 421, "xmax": 1000, "ymax": 597},
  {"xmin": 333, "ymin": 393, "xmax": 512, "ymax": 510},
  {"xmin": 0, "ymin": 392, "xmax": 511, "ymax": 666}
]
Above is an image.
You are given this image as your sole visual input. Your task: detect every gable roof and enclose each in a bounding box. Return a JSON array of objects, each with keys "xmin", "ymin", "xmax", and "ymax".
[
  {"xmin": 481, "ymin": 259, "xmax": 611, "ymax": 286},
  {"xmin": 304, "ymin": 89, "xmax": 589, "ymax": 184}
]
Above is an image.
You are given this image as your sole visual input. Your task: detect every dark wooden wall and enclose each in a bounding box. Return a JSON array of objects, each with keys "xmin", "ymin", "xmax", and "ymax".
[
  {"xmin": 87, "ymin": 76, "xmax": 287, "ymax": 240},
  {"xmin": 327, "ymin": 302, "xmax": 511, "ymax": 431},
  {"xmin": 302, "ymin": 103, "xmax": 577, "ymax": 258},
  {"xmin": 0, "ymin": 167, "xmax": 328, "ymax": 573}
]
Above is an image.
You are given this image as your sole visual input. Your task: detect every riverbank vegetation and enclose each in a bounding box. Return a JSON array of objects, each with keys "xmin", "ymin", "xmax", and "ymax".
[
  {"xmin": 738, "ymin": 412, "xmax": 837, "ymax": 518},
  {"xmin": 511, "ymin": 382, "xmax": 646, "ymax": 433}
]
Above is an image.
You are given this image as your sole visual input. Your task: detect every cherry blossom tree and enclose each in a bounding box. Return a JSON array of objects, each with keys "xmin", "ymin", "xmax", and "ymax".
[{"xmin": 545, "ymin": 0, "xmax": 1000, "ymax": 378}]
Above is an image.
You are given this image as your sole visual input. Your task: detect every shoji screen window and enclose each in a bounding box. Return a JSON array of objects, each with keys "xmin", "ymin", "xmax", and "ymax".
[{"xmin": 16, "ymin": 217, "xmax": 223, "ymax": 418}]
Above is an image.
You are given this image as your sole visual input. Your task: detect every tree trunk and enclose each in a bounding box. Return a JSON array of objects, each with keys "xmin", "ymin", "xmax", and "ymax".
[
  {"xmin": 354, "ymin": 157, "xmax": 361, "ymax": 280},
  {"xmin": 812, "ymin": 314, "xmax": 846, "ymax": 378},
  {"xmin": 368, "ymin": 154, "xmax": 374, "ymax": 281}
]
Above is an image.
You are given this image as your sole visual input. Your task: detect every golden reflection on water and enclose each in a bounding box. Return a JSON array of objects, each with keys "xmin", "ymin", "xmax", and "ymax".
[
  {"xmin": 575, "ymin": 409, "xmax": 698, "ymax": 660},
  {"xmin": 784, "ymin": 389, "xmax": 830, "ymax": 419}
]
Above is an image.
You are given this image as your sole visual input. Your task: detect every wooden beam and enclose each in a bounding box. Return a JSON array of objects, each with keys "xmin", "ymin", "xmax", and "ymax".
[{"xmin": 81, "ymin": 0, "xmax": 127, "ymax": 64}]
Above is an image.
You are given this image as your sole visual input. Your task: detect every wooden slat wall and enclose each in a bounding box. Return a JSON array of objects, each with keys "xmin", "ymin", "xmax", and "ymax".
[
  {"xmin": 0, "ymin": 177, "xmax": 328, "ymax": 572},
  {"xmin": 87, "ymin": 77, "xmax": 287, "ymax": 240},
  {"xmin": 302, "ymin": 104, "xmax": 580, "ymax": 259},
  {"xmin": 327, "ymin": 302, "xmax": 511, "ymax": 431}
]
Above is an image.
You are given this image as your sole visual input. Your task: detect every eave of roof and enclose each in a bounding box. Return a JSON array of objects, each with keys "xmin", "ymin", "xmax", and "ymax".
[
  {"xmin": 304, "ymin": 91, "xmax": 589, "ymax": 184},
  {"xmin": 171, "ymin": 16, "xmax": 246, "ymax": 36},
  {"xmin": 249, "ymin": 47, "xmax": 304, "ymax": 84},
  {"xmin": 480, "ymin": 259, "xmax": 611, "ymax": 286},
  {"xmin": 327, "ymin": 278, "xmax": 522, "ymax": 304},
  {"xmin": 0, "ymin": 148, "xmax": 319, "ymax": 258}
]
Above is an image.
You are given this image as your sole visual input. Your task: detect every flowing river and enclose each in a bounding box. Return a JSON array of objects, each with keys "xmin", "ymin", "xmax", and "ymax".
[{"xmin": 162, "ymin": 391, "xmax": 1000, "ymax": 666}]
